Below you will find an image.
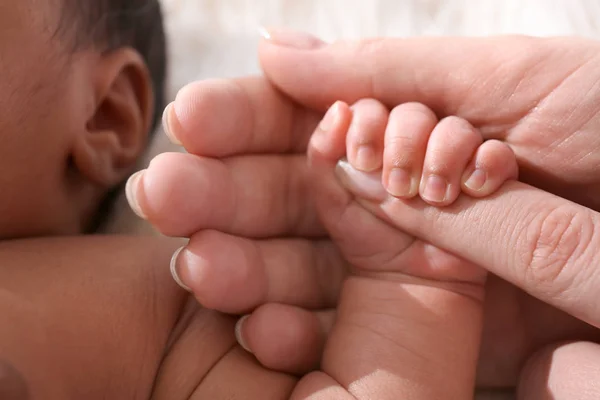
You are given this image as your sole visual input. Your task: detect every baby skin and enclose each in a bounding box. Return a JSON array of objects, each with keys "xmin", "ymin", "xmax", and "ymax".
[
  {"xmin": 158, "ymin": 96, "xmax": 518, "ymax": 398},
  {"xmin": 300, "ymin": 99, "xmax": 519, "ymax": 397}
]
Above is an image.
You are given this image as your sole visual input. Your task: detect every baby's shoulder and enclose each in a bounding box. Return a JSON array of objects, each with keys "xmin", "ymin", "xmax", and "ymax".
[{"xmin": 0, "ymin": 235, "xmax": 188, "ymax": 399}]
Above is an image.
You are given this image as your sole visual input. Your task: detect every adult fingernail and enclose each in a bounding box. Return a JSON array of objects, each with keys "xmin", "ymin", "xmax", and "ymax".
[
  {"xmin": 235, "ymin": 315, "xmax": 253, "ymax": 353},
  {"xmin": 421, "ymin": 174, "xmax": 449, "ymax": 203},
  {"xmin": 170, "ymin": 246, "xmax": 192, "ymax": 292},
  {"xmin": 125, "ymin": 170, "xmax": 147, "ymax": 219},
  {"xmin": 387, "ymin": 168, "xmax": 414, "ymax": 197},
  {"xmin": 464, "ymin": 168, "xmax": 487, "ymax": 191},
  {"xmin": 335, "ymin": 158, "xmax": 387, "ymax": 201},
  {"xmin": 162, "ymin": 102, "xmax": 182, "ymax": 145},
  {"xmin": 259, "ymin": 26, "xmax": 325, "ymax": 50}
]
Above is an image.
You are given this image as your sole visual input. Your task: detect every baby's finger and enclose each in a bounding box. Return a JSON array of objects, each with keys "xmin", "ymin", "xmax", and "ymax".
[
  {"xmin": 127, "ymin": 152, "xmax": 323, "ymax": 238},
  {"xmin": 462, "ymin": 139, "xmax": 519, "ymax": 197},
  {"xmin": 346, "ymin": 99, "xmax": 387, "ymax": 172},
  {"xmin": 235, "ymin": 304, "xmax": 335, "ymax": 375},
  {"xmin": 383, "ymin": 102, "xmax": 437, "ymax": 199},
  {"xmin": 171, "ymin": 231, "xmax": 347, "ymax": 314},
  {"xmin": 420, "ymin": 116, "xmax": 482, "ymax": 206},
  {"xmin": 163, "ymin": 77, "xmax": 321, "ymax": 156}
]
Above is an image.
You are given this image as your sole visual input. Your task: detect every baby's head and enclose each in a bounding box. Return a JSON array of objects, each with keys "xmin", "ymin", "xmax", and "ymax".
[{"xmin": 0, "ymin": 0, "xmax": 166, "ymax": 239}]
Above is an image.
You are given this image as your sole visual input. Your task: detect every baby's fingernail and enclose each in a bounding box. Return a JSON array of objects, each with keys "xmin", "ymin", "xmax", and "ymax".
[
  {"xmin": 235, "ymin": 315, "xmax": 253, "ymax": 353},
  {"xmin": 311, "ymin": 101, "xmax": 343, "ymax": 152},
  {"xmin": 125, "ymin": 170, "xmax": 147, "ymax": 219},
  {"xmin": 320, "ymin": 101, "xmax": 342, "ymax": 132},
  {"xmin": 335, "ymin": 158, "xmax": 387, "ymax": 201},
  {"xmin": 353, "ymin": 145, "xmax": 379, "ymax": 172},
  {"xmin": 421, "ymin": 174, "xmax": 449, "ymax": 203},
  {"xmin": 259, "ymin": 26, "xmax": 325, "ymax": 50},
  {"xmin": 170, "ymin": 246, "xmax": 192, "ymax": 292},
  {"xmin": 464, "ymin": 168, "xmax": 487, "ymax": 191},
  {"xmin": 387, "ymin": 168, "xmax": 415, "ymax": 197},
  {"xmin": 162, "ymin": 103, "xmax": 182, "ymax": 145}
]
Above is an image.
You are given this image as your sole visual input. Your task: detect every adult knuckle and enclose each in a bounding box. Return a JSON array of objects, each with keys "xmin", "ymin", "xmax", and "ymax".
[{"xmin": 521, "ymin": 205, "xmax": 594, "ymax": 295}]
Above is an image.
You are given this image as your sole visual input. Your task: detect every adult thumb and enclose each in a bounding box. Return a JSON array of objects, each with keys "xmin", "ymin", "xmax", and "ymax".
[{"xmin": 335, "ymin": 160, "xmax": 600, "ymax": 329}]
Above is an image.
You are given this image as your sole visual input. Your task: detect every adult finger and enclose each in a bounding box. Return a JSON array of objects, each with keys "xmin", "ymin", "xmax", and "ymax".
[
  {"xmin": 126, "ymin": 152, "xmax": 325, "ymax": 237},
  {"xmin": 336, "ymin": 162, "xmax": 600, "ymax": 328},
  {"xmin": 235, "ymin": 304, "xmax": 335, "ymax": 375},
  {"xmin": 162, "ymin": 77, "xmax": 321, "ymax": 156},
  {"xmin": 170, "ymin": 231, "xmax": 347, "ymax": 314},
  {"xmin": 259, "ymin": 30, "xmax": 597, "ymax": 133}
]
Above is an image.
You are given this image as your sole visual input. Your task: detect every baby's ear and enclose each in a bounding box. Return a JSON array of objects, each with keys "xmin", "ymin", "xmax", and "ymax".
[{"xmin": 72, "ymin": 48, "xmax": 154, "ymax": 188}]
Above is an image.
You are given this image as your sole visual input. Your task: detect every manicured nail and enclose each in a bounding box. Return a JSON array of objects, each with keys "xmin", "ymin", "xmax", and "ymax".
[
  {"xmin": 235, "ymin": 315, "xmax": 252, "ymax": 353},
  {"xmin": 387, "ymin": 168, "xmax": 414, "ymax": 197},
  {"xmin": 335, "ymin": 158, "xmax": 387, "ymax": 201},
  {"xmin": 258, "ymin": 26, "xmax": 325, "ymax": 49},
  {"xmin": 353, "ymin": 145, "xmax": 379, "ymax": 172},
  {"xmin": 464, "ymin": 168, "xmax": 487, "ymax": 191},
  {"xmin": 125, "ymin": 170, "xmax": 147, "ymax": 219},
  {"xmin": 162, "ymin": 102, "xmax": 182, "ymax": 145},
  {"xmin": 421, "ymin": 174, "xmax": 449, "ymax": 203},
  {"xmin": 170, "ymin": 246, "xmax": 192, "ymax": 292}
]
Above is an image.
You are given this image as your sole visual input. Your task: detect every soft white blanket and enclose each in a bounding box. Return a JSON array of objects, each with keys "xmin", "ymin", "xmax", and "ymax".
[{"xmin": 103, "ymin": 2, "xmax": 600, "ymax": 397}]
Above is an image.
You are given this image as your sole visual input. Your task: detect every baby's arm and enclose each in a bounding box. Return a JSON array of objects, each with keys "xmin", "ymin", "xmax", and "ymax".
[
  {"xmin": 0, "ymin": 236, "xmax": 296, "ymax": 399},
  {"xmin": 0, "ymin": 236, "xmax": 185, "ymax": 399}
]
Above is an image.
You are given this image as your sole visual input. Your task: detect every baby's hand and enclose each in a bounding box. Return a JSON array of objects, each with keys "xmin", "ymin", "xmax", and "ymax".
[
  {"xmin": 281, "ymin": 98, "xmax": 515, "ymax": 398},
  {"xmin": 316, "ymin": 99, "xmax": 517, "ymax": 206}
]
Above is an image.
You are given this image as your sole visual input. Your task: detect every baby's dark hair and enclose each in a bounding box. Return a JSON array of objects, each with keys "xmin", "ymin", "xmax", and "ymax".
[
  {"xmin": 58, "ymin": 1, "xmax": 167, "ymax": 231},
  {"xmin": 60, "ymin": 0, "xmax": 167, "ymax": 134}
]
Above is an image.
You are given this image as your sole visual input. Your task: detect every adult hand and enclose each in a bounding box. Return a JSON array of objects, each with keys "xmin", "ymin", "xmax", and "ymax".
[
  {"xmin": 260, "ymin": 32, "xmax": 600, "ymax": 212},
  {"xmin": 258, "ymin": 30, "xmax": 600, "ymax": 389}
]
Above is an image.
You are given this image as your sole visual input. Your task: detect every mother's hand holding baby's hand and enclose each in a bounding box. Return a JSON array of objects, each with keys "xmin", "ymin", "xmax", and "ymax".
[
  {"xmin": 128, "ymin": 31, "xmax": 600, "ymax": 395},
  {"xmin": 258, "ymin": 31, "xmax": 600, "ymax": 392},
  {"xmin": 260, "ymin": 31, "xmax": 600, "ymax": 319}
]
